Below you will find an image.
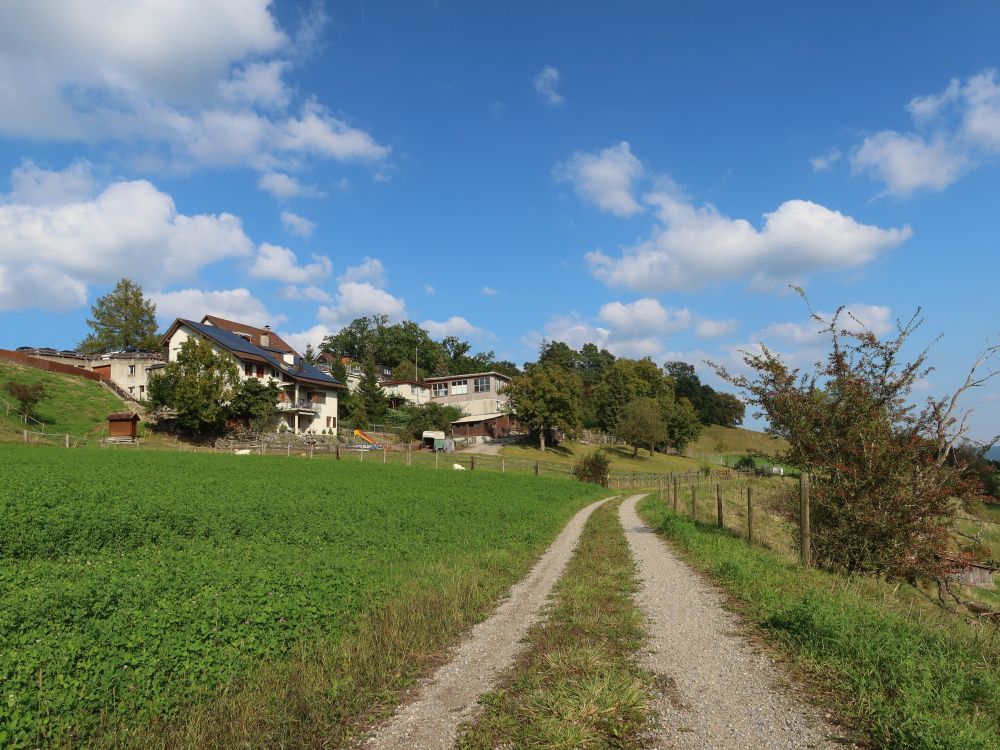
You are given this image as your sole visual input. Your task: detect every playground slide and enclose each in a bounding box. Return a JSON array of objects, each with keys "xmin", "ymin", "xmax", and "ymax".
[{"xmin": 354, "ymin": 428, "xmax": 378, "ymax": 445}]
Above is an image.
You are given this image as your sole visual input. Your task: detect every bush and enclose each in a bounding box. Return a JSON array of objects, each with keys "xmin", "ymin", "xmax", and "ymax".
[
  {"xmin": 734, "ymin": 455, "xmax": 757, "ymax": 472},
  {"xmin": 573, "ymin": 450, "xmax": 612, "ymax": 486}
]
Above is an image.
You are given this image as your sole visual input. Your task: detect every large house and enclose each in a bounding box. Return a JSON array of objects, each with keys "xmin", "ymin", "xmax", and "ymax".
[
  {"xmin": 425, "ymin": 371, "xmax": 515, "ymax": 440},
  {"xmin": 159, "ymin": 316, "xmax": 343, "ymax": 433}
]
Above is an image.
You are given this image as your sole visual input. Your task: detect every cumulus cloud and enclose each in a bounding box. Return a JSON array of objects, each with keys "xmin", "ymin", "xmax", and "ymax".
[
  {"xmin": 338, "ymin": 257, "xmax": 386, "ymax": 286},
  {"xmin": 257, "ymin": 172, "xmax": 324, "ymax": 199},
  {"xmin": 586, "ymin": 191, "xmax": 911, "ymax": 293},
  {"xmin": 317, "ymin": 281, "xmax": 405, "ymax": 328},
  {"xmin": 850, "ymin": 69, "xmax": 1000, "ymax": 196},
  {"xmin": 421, "ymin": 316, "xmax": 481, "ymax": 339},
  {"xmin": 481, "ymin": 286, "xmax": 499, "ymax": 297},
  {"xmin": 534, "ymin": 65, "xmax": 564, "ymax": 106},
  {"xmin": 810, "ymin": 148, "xmax": 842, "ymax": 172},
  {"xmin": 755, "ymin": 304, "xmax": 893, "ymax": 344},
  {"xmin": 597, "ymin": 298, "xmax": 691, "ymax": 337},
  {"xmin": 249, "ymin": 243, "xmax": 332, "ymax": 283},
  {"xmin": 555, "ymin": 141, "xmax": 644, "ymax": 217},
  {"xmin": 0, "ymin": 1, "xmax": 389, "ymax": 173},
  {"xmin": 280, "ymin": 210, "xmax": 315, "ymax": 237},
  {"xmin": 424, "ymin": 284, "xmax": 436, "ymax": 294},
  {"xmin": 277, "ymin": 284, "xmax": 332, "ymax": 302},
  {"xmin": 0, "ymin": 167, "xmax": 253, "ymax": 310},
  {"xmin": 4, "ymin": 160, "xmax": 99, "ymax": 205},
  {"xmin": 694, "ymin": 319, "xmax": 739, "ymax": 338},
  {"xmin": 280, "ymin": 324, "xmax": 333, "ymax": 355},
  {"xmin": 150, "ymin": 287, "xmax": 283, "ymax": 327}
]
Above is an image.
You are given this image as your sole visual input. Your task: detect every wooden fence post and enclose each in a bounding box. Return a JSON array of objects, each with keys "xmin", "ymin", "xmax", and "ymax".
[
  {"xmin": 658, "ymin": 475, "xmax": 664, "ymax": 501},
  {"xmin": 471, "ymin": 455, "xmax": 476, "ymax": 471},
  {"xmin": 310, "ymin": 443, "xmax": 314, "ymax": 459},
  {"xmin": 672, "ymin": 475, "xmax": 679, "ymax": 512},
  {"xmin": 691, "ymin": 485, "xmax": 696, "ymax": 518},
  {"xmin": 336, "ymin": 443, "xmax": 341, "ymax": 460},
  {"xmin": 407, "ymin": 443, "xmax": 412, "ymax": 466},
  {"xmin": 23, "ymin": 429, "xmax": 28, "ymax": 443},
  {"xmin": 800, "ymin": 473, "xmax": 810, "ymax": 567},
  {"xmin": 65, "ymin": 433, "xmax": 69, "ymax": 448},
  {"xmin": 383, "ymin": 445, "xmax": 387, "ymax": 464},
  {"xmin": 501, "ymin": 458, "xmax": 505, "ymax": 473},
  {"xmin": 716, "ymin": 484, "xmax": 724, "ymax": 529},
  {"xmin": 534, "ymin": 461, "xmax": 539, "ymax": 477},
  {"xmin": 747, "ymin": 485, "xmax": 754, "ymax": 543}
]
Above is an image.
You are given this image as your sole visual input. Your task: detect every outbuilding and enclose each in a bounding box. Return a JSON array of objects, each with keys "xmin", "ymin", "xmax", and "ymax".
[{"xmin": 107, "ymin": 412, "xmax": 140, "ymax": 440}]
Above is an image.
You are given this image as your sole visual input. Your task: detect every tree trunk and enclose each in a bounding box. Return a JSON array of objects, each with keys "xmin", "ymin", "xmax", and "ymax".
[
  {"xmin": 632, "ymin": 445, "xmax": 638, "ymax": 458},
  {"xmin": 649, "ymin": 442, "xmax": 655, "ymax": 457},
  {"xmin": 539, "ymin": 430, "xmax": 546, "ymax": 452}
]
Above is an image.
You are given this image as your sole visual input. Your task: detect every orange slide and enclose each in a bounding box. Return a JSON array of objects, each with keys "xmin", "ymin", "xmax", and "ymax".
[{"xmin": 353, "ymin": 428, "xmax": 378, "ymax": 445}]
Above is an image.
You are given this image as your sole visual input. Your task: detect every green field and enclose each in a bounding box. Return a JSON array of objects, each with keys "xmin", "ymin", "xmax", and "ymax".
[
  {"xmin": 0, "ymin": 362, "xmax": 125, "ymax": 441},
  {"xmin": 0, "ymin": 444, "xmax": 606, "ymax": 748}
]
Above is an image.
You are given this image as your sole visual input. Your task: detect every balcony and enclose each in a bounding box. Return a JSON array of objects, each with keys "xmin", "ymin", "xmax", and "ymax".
[{"xmin": 277, "ymin": 399, "xmax": 322, "ymax": 413}]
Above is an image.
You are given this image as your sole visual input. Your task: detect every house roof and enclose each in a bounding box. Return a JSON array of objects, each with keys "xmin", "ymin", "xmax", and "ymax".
[
  {"xmin": 452, "ymin": 411, "xmax": 505, "ymax": 424},
  {"xmin": 424, "ymin": 371, "xmax": 511, "ymax": 383},
  {"xmin": 164, "ymin": 318, "xmax": 344, "ymax": 390},
  {"xmin": 108, "ymin": 412, "xmax": 140, "ymax": 422},
  {"xmin": 383, "ymin": 379, "xmax": 426, "ymax": 387},
  {"xmin": 200, "ymin": 315, "xmax": 296, "ymax": 355}
]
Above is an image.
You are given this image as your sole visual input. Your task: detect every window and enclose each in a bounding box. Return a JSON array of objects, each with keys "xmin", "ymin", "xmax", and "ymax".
[
  {"xmin": 139, "ymin": 385, "xmax": 145, "ymax": 395},
  {"xmin": 326, "ymin": 416, "xmax": 337, "ymax": 428},
  {"xmin": 451, "ymin": 380, "xmax": 468, "ymax": 395},
  {"xmin": 410, "ymin": 385, "xmax": 418, "ymax": 395},
  {"xmin": 351, "ymin": 364, "xmax": 362, "ymax": 374},
  {"xmin": 128, "ymin": 386, "xmax": 135, "ymax": 394},
  {"xmin": 256, "ymin": 364, "xmax": 264, "ymax": 378},
  {"xmin": 433, "ymin": 382, "xmax": 448, "ymax": 397},
  {"xmin": 244, "ymin": 363, "xmax": 253, "ymax": 377},
  {"xmin": 128, "ymin": 365, "xmax": 136, "ymax": 375},
  {"xmin": 381, "ymin": 366, "xmax": 392, "ymax": 378},
  {"xmin": 474, "ymin": 376, "xmax": 490, "ymax": 393}
]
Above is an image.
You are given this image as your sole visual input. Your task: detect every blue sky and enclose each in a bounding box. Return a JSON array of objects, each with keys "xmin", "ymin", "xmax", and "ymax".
[{"xmin": 0, "ymin": 1, "xmax": 998, "ymax": 440}]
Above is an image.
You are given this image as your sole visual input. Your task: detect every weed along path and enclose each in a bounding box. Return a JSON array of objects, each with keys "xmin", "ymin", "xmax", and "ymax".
[
  {"xmin": 618, "ymin": 495, "xmax": 842, "ymax": 750},
  {"xmin": 364, "ymin": 496, "xmax": 611, "ymax": 750}
]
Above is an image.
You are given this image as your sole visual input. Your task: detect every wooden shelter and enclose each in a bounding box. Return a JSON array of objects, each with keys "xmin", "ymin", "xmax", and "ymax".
[{"xmin": 108, "ymin": 412, "xmax": 140, "ymax": 439}]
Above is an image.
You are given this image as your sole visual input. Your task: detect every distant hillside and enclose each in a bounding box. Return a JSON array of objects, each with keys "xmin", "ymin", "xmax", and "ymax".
[
  {"xmin": 687, "ymin": 424, "xmax": 787, "ymax": 460},
  {"xmin": 0, "ymin": 361, "xmax": 127, "ymax": 440}
]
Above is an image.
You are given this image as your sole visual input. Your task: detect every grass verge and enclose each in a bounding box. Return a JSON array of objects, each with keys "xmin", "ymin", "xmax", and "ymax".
[
  {"xmin": 636, "ymin": 496, "xmax": 1000, "ymax": 750},
  {"xmin": 457, "ymin": 499, "xmax": 653, "ymax": 750}
]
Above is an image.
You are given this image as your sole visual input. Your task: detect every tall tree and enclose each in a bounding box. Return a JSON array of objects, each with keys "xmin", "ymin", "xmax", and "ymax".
[
  {"xmin": 355, "ymin": 356, "xmax": 389, "ymax": 427},
  {"xmin": 591, "ymin": 358, "xmax": 672, "ymax": 431},
  {"xmin": 4, "ymin": 381, "xmax": 47, "ymax": 422},
  {"xmin": 615, "ymin": 397, "xmax": 667, "ymax": 457},
  {"xmin": 79, "ymin": 278, "xmax": 160, "ymax": 354},
  {"xmin": 228, "ymin": 378, "xmax": 280, "ymax": 432},
  {"xmin": 664, "ymin": 396, "xmax": 702, "ymax": 453},
  {"xmin": 147, "ymin": 338, "xmax": 239, "ymax": 436},
  {"xmin": 501, "ymin": 364, "xmax": 583, "ymax": 451}
]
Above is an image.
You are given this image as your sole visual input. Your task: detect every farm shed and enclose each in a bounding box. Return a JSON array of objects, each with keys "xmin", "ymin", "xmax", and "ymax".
[
  {"xmin": 451, "ymin": 412, "xmax": 514, "ymax": 440},
  {"xmin": 107, "ymin": 412, "xmax": 140, "ymax": 439},
  {"xmin": 943, "ymin": 556, "xmax": 997, "ymax": 590}
]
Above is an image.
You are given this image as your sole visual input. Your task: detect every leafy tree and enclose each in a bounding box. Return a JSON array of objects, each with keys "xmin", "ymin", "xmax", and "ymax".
[
  {"xmin": 501, "ymin": 364, "xmax": 583, "ymax": 451},
  {"xmin": 4, "ymin": 381, "xmax": 47, "ymax": 421},
  {"xmin": 148, "ymin": 338, "xmax": 239, "ymax": 436},
  {"xmin": 79, "ymin": 278, "xmax": 160, "ymax": 354},
  {"xmin": 538, "ymin": 340, "xmax": 580, "ymax": 372},
  {"xmin": 591, "ymin": 358, "xmax": 672, "ymax": 431},
  {"xmin": 665, "ymin": 361, "xmax": 744, "ymax": 427},
  {"xmin": 355, "ymin": 357, "xmax": 389, "ymax": 427},
  {"xmin": 229, "ymin": 378, "xmax": 280, "ymax": 432},
  {"xmin": 664, "ymin": 396, "xmax": 702, "ymax": 453},
  {"xmin": 615, "ymin": 397, "xmax": 668, "ymax": 457},
  {"xmin": 713, "ymin": 296, "xmax": 999, "ymax": 578},
  {"xmin": 302, "ymin": 344, "xmax": 319, "ymax": 365},
  {"xmin": 399, "ymin": 402, "xmax": 464, "ymax": 440}
]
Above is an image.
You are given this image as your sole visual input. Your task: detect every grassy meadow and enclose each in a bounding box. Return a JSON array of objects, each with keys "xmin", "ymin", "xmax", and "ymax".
[
  {"xmin": 0, "ymin": 444, "xmax": 606, "ymax": 748},
  {"xmin": 637, "ymin": 497, "xmax": 1000, "ymax": 750},
  {"xmin": 0, "ymin": 362, "xmax": 125, "ymax": 440}
]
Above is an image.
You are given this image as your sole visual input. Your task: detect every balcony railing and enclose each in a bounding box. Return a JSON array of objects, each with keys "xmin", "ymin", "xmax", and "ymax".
[{"xmin": 277, "ymin": 399, "xmax": 322, "ymax": 412}]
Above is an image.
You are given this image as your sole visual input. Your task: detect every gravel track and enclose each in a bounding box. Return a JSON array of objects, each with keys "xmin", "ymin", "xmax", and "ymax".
[
  {"xmin": 363, "ymin": 496, "xmax": 610, "ymax": 750},
  {"xmin": 619, "ymin": 495, "xmax": 843, "ymax": 750}
]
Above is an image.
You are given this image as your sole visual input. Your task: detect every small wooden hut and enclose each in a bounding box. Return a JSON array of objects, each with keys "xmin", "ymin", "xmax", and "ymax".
[{"xmin": 107, "ymin": 412, "xmax": 140, "ymax": 440}]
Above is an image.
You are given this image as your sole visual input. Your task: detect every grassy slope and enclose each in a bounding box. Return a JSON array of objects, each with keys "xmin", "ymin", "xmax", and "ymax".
[
  {"xmin": 500, "ymin": 440, "xmax": 710, "ymax": 474},
  {"xmin": 0, "ymin": 361, "xmax": 125, "ymax": 440},
  {"xmin": 687, "ymin": 423, "xmax": 788, "ymax": 461},
  {"xmin": 0, "ymin": 445, "xmax": 606, "ymax": 748},
  {"xmin": 637, "ymin": 496, "xmax": 1000, "ymax": 750},
  {"xmin": 458, "ymin": 500, "xmax": 651, "ymax": 749}
]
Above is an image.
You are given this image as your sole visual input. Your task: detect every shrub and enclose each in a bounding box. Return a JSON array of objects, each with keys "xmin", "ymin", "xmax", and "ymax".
[
  {"xmin": 4, "ymin": 381, "xmax": 47, "ymax": 420},
  {"xmin": 734, "ymin": 455, "xmax": 757, "ymax": 472},
  {"xmin": 573, "ymin": 450, "xmax": 612, "ymax": 486}
]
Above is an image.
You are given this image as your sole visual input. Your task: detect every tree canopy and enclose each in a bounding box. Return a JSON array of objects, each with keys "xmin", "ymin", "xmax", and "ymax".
[
  {"xmin": 79, "ymin": 278, "xmax": 160, "ymax": 354},
  {"xmin": 501, "ymin": 363, "xmax": 583, "ymax": 451},
  {"xmin": 148, "ymin": 337, "xmax": 239, "ymax": 436}
]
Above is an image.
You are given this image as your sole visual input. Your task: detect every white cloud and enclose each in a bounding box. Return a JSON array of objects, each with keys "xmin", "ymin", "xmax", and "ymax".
[
  {"xmin": 257, "ymin": 172, "xmax": 323, "ymax": 199},
  {"xmin": 151, "ymin": 287, "xmax": 283, "ymax": 327},
  {"xmin": 424, "ymin": 284, "xmax": 436, "ymax": 294},
  {"xmin": 280, "ymin": 324, "xmax": 332, "ymax": 355},
  {"xmin": 850, "ymin": 69, "xmax": 1000, "ymax": 196},
  {"xmin": 533, "ymin": 312, "xmax": 611, "ymax": 351},
  {"xmin": 755, "ymin": 304, "xmax": 893, "ymax": 345},
  {"xmin": 851, "ymin": 132, "xmax": 967, "ymax": 196},
  {"xmin": 317, "ymin": 281, "xmax": 405, "ymax": 328},
  {"xmin": 338, "ymin": 257, "xmax": 386, "ymax": 287},
  {"xmin": 555, "ymin": 141, "xmax": 645, "ymax": 217},
  {"xmin": 0, "ymin": 2, "xmax": 389, "ymax": 173},
  {"xmin": 810, "ymin": 148, "xmax": 841, "ymax": 172},
  {"xmin": 421, "ymin": 316, "xmax": 481, "ymax": 339},
  {"xmin": 694, "ymin": 319, "xmax": 739, "ymax": 338},
  {"xmin": 0, "ymin": 264, "xmax": 87, "ymax": 311},
  {"xmin": 597, "ymin": 298, "xmax": 691, "ymax": 336},
  {"xmin": 277, "ymin": 284, "xmax": 332, "ymax": 303},
  {"xmin": 280, "ymin": 210, "xmax": 315, "ymax": 237},
  {"xmin": 481, "ymin": 286, "xmax": 500, "ymax": 297},
  {"xmin": 0, "ymin": 168, "xmax": 253, "ymax": 310},
  {"xmin": 587, "ymin": 191, "xmax": 911, "ymax": 293},
  {"xmin": 534, "ymin": 65, "xmax": 564, "ymax": 106},
  {"xmin": 249, "ymin": 243, "xmax": 331, "ymax": 283},
  {"xmin": 5, "ymin": 160, "xmax": 99, "ymax": 205}
]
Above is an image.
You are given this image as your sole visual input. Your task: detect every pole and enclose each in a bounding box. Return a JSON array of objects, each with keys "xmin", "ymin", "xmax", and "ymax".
[
  {"xmin": 407, "ymin": 443, "xmax": 412, "ymax": 466},
  {"xmin": 534, "ymin": 461, "xmax": 539, "ymax": 477},
  {"xmin": 672, "ymin": 475, "xmax": 679, "ymax": 512},
  {"xmin": 502, "ymin": 458, "xmax": 505, "ymax": 473},
  {"xmin": 65, "ymin": 433, "xmax": 69, "ymax": 448},
  {"xmin": 471, "ymin": 455, "xmax": 476, "ymax": 471},
  {"xmin": 747, "ymin": 485, "xmax": 754, "ymax": 543},
  {"xmin": 691, "ymin": 485, "xmax": 696, "ymax": 518},
  {"xmin": 383, "ymin": 445, "xmax": 387, "ymax": 464},
  {"xmin": 716, "ymin": 484, "xmax": 724, "ymax": 529},
  {"xmin": 658, "ymin": 475, "xmax": 663, "ymax": 501},
  {"xmin": 310, "ymin": 443, "xmax": 314, "ymax": 459},
  {"xmin": 336, "ymin": 443, "xmax": 341, "ymax": 460},
  {"xmin": 800, "ymin": 473, "xmax": 811, "ymax": 567},
  {"xmin": 435, "ymin": 451, "xmax": 439, "ymax": 469}
]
